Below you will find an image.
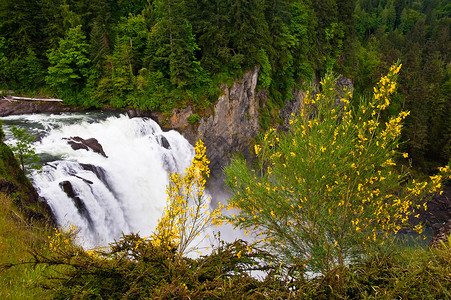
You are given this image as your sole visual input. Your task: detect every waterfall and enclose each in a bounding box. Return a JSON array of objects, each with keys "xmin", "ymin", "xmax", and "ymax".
[{"xmin": 2, "ymin": 113, "xmax": 196, "ymax": 248}]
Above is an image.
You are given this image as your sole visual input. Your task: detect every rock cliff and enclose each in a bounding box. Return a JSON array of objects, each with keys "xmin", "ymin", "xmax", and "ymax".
[
  {"xmin": 0, "ymin": 142, "xmax": 55, "ymax": 225},
  {"xmin": 140, "ymin": 67, "xmax": 263, "ymax": 189},
  {"xmin": 132, "ymin": 69, "xmax": 353, "ymax": 192}
]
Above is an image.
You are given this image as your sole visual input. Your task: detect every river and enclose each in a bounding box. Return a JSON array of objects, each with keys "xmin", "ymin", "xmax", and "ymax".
[{"xmin": 1, "ymin": 112, "xmax": 226, "ymax": 250}]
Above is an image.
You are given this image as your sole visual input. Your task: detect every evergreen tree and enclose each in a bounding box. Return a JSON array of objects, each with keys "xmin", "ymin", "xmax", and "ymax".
[
  {"xmin": 46, "ymin": 25, "xmax": 93, "ymax": 104},
  {"xmin": 39, "ymin": 0, "xmax": 82, "ymax": 50},
  {"xmin": 289, "ymin": 0, "xmax": 317, "ymax": 82},
  {"xmin": 227, "ymin": 0, "xmax": 270, "ymax": 70},
  {"xmin": 185, "ymin": 0, "xmax": 232, "ymax": 75},
  {"xmin": 0, "ymin": 0, "xmax": 42, "ymax": 58},
  {"xmin": 0, "ymin": 38, "xmax": 8, "ymax": 88},
  {"xmin": 90, "ymin": 20, "xmax": 111, "ymax": 72},
  {"xmin": 150, "ymin": 0, "xmax": 208, "ymax": 89}
]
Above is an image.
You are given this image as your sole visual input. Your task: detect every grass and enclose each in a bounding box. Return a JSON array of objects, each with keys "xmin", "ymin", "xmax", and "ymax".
[
  {"xmin": 1, "ymin": 191, "xmax": 450, "ymax": 299},
  {"xmin": 0, "ymin": 194, "xmax": 54, "ymax": 299}
]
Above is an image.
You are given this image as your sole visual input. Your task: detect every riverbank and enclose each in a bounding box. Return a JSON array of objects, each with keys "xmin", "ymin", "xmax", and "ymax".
[
  {"xmin": 0, "ymin": 97, "xmax": 125, "ymax": 117},
  {"xmin": 0, "ymin": 97, "xmax": 86, "ymax": 116}
]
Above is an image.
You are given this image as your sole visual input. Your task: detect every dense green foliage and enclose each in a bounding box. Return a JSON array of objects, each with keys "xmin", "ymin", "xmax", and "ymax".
[
  {"xmin": 0, "ymin": 0, "xmax": 352, "ymax": 109},
  {"xmin": 12, "ymin": 231, "xmax": 448, "ymax": 299},
  {"xmin": 9, "ymin": 126, "xmax": 40, "ymax": 172},
  {"xmin": 0, "ymin": 119, "xmax": 450, "ymax": 298},
  {"xmin": 0, "ymin": 193, "xmax": 54, "ymax": 300},
  {"xmin": 0, "ymin": 132, "xmax": 55, "ymax": 299},
  {"xmin": 351, "ymin": 0, "xmax": 451, "ymax": 171},
  {"xmin": 1, "ymin": 0, "xmax": 449, "ymax": 169},
  {"xmin": 224, "ymin": 65, "xmax": 449, "ymax": 274}
]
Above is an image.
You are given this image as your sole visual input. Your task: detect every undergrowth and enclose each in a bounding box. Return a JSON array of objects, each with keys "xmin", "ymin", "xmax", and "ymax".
[{"xmin": 0, "ymin": 194, "xmax": 54, "ymax": 299}]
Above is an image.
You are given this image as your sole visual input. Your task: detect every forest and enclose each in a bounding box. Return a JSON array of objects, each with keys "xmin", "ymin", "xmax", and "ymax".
[
  {"xmin": 0, "ymin": 0, "xmax": 450, "ymax": 170},
  {"xmin": 1, "ymin": 1, "xmax": 451, "ymax": 298}
]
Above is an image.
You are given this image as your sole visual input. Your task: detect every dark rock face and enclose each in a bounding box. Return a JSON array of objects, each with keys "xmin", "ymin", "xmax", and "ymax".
[
  {"xmin": 196, "ymin": 68, "xmax": 261, "ymax": 181},
  {"xmin": 0, "ymin": 179, "xmax": 19, "ymax": 194},
  {"xmin": 59, "ymin": 180, "xmax": 94, "ymax": 229},
  {"xmin": 408, "ymin": 182, "xmax": 451, "ymax": 245},
  {"xmin": 66, "ymin": 137, "xmax": 108, "ymax": 158},
  {"xmin": 129, "ymin": 69, "xmax": 354, "ymax": 191},
  {"xmin": 59, "ymin": 180, "xmax": 77, "ymax": 198},
  {"xmin": 159, "ymin": 136, "xmax": 171, "ymax": 149},
  {"xmin": 415, "ymin": 183, "xmax": 451, "ymax": 228},
  {"xmin": 278, "ymin": 89, "xmax": 307, "ymax": 132},
  {"xmin": 0, "ymin": 99, "xmax": 86, "ymax": 116},
  {"xmin": 80, "ymin": 163, "xmax": 107, "ymax": 182},
  {"xmin": 133, "ymin": 67, "xmax": 262, "ymax": 188},
  {"xmin": 429, "ymin": 220, "xmax": 451, "ymax": 248},
  {"xmin": 0, "ymin": 142, "xmax": 56, "ymax": 225}
]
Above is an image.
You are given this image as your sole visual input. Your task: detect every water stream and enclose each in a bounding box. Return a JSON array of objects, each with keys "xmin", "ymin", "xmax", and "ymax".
[{"xmin": 2, "ymin": 112, "xmax": 203, "ymax": 248}]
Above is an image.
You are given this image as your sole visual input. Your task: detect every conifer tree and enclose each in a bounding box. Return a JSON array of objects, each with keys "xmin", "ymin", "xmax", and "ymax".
[
  {"xmin": 46, "ymin": 25, "xmax": 92, "ymax": 104},
  {"xmin": 150, "ymin": 0, "xmax": 207, "ymax": 89}
]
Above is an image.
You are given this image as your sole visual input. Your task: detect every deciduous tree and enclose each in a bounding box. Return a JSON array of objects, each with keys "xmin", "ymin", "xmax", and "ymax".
[{"xmin": 224, "ymin": 63, "xmax": 446, "ymax": 274}]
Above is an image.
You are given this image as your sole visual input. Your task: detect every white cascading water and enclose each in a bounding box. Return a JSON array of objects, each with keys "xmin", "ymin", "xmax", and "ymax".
[{"xmin": 2, "ymin": 113, "xmax": 199, "ymax": 248}]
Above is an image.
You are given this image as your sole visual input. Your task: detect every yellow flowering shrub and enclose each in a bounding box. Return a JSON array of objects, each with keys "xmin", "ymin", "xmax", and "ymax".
[
  {"xmin": 152, "ymin": 139, "xmax": 223, "ymax": 256},
  {"xmin": 47, "ymin": 224, "xmax": 78, "ymax": 253},
  {"xmin": 224, "ymin": 62, "xmax": 448, "ymax": 274}
]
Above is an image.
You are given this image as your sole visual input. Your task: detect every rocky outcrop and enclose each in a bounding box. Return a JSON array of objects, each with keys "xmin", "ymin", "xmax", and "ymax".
[
  {"xmin": 429, "ymin": 220, "xmax": 451, "ymax": 248},
  {"xmin": 0, "ymin": 99, "xmax": 86, "ymax": 116},
  {"xmin": 278, "ymin": 89, "xmax": 306, "ymax": 132},
  {"xmin": 135, "ymin": 67, "xmax": 263, "ymax": 187},
  {"xmin": 0, "ymin": 142, "xmax": 55, "ymax": 225},
  {"xmin": 66, "ymin": 137, "xmax": 108, "ymax": 158},
  {"xmin": 128, "ymin": 69, "xmax": 354, "ymax": 191},
  {"xmin": 59, "ymin": 180, "xmax": 94, "ymax": 229},
  {"xmin": 0, "ymin": 178, "xmax": 19, "ymax": 194},
  {"xmin": 407, "ymin": 181, "xmax": 451, "ymax": 245},
  {"xmin": 413, "ymin": 183, "xmax": 451, "ymax": 228},
  {"xmin": 196, "ymin": 67, "xmax": 261, "ymax": 180}
]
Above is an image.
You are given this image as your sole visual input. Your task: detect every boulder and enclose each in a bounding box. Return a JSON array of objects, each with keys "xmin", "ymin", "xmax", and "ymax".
[
  {"xmin": 159, "ymin": 136, "xmax": 171, "ymax": 149},
  {"xmin": 66, "ymin": 136, "xmax": 108, "ymax": 158}
]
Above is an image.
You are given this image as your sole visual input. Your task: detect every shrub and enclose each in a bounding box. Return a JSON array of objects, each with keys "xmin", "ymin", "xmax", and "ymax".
[
  {"xmin": 9, "ymin": 126, "xmax": 40, "ymax": 172},
  {"xmin": 224, "ymin": 63, "xmax": 447, "ymax": 274},
  {"xmin": 152, "ymin": 139, "xmax": 222, "ymax": 256},
  {"xmin": 187, "ymin": 114, "xmax": 201, "ymax": 124}
]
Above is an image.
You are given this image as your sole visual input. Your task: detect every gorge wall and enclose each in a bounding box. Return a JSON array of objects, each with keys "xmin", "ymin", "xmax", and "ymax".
[
  {"xmin": 133, "ymin": 67, "xmax": 266, "ymax": 189},
  {"xmin": 140, "ymin": 69, "xmax": 353, "ymax": 189}
]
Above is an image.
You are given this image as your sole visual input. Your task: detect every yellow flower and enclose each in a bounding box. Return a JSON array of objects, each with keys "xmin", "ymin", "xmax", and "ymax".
[{"xmin": 254, "ymin": 144, "xmax": 261, "ymax": 155}]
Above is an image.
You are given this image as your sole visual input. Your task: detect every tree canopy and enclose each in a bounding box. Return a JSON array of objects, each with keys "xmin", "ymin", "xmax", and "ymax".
[{"xmin": 0, "ymin": 0, "xmax": 450, "ymax": 168}]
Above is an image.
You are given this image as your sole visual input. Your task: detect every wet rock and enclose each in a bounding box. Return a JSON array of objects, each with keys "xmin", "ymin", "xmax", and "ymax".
[
  {"xmin": 80, "ymin": 163, "xmax": 107, "ymax": 182},
  {"xmin": 159, "ymin": 136, "xmax": 171, "ymax": 149},
  {"xmin": 414, "ymin": 183, "xmax": 451, "ymax": 228},
  {"xmin": 0, "ymin": 99, "xmax": 86, "ymax": 116},
  {"xmin": 66, "ymin": 137, "xmax": 108, "ymax": 158},
  {"xmin": 59, "ymin": 180, "xmax": 94, "ymax": 229}
]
